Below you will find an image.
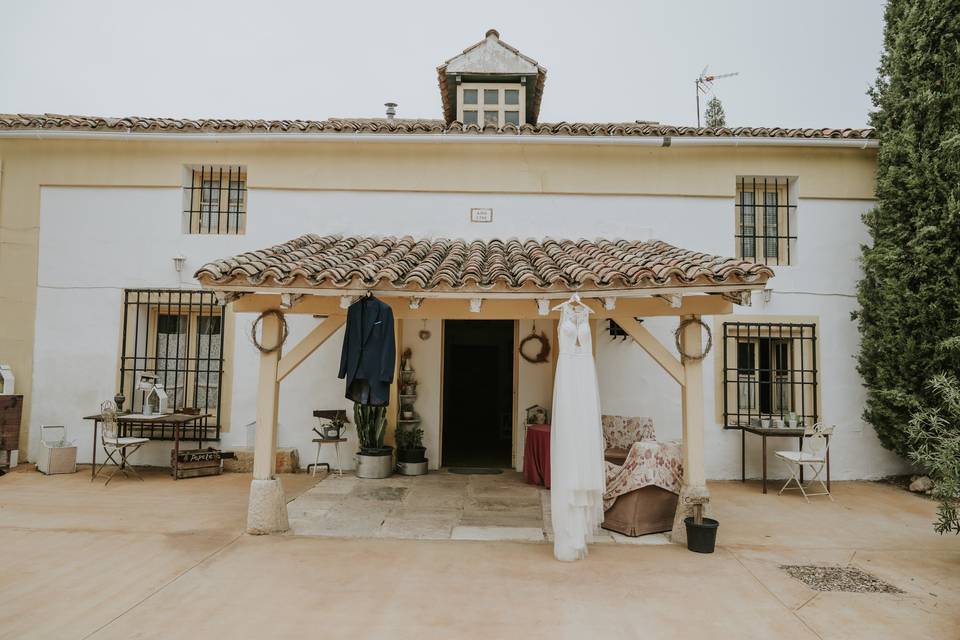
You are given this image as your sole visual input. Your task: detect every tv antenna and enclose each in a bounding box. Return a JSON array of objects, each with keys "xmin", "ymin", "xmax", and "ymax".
[{"xmin": 695, "ymin": 66, "xmax": 739, "ymax": 127}]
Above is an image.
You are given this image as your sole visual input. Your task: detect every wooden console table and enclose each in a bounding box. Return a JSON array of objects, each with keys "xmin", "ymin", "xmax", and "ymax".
[{"xmin": 739, "ymin": 425, "xmax": 831, "ymax": 494}]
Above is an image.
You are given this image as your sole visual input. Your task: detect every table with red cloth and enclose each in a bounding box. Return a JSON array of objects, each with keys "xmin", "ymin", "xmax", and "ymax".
[{"xmin": 523, "ymin": 423, "xmax": 551, "ymax": 488}]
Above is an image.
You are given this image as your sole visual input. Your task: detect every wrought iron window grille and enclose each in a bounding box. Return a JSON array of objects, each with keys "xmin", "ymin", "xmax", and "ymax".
[
  {"xmin": 183, "ymin": 165, "xmax": 247, "ymax": 235},
  {"xmin": 722, "ymin": 322, "xmax": 818, "ymax": 429},
  {"xmin": 735, "ymin": 176, "xmax": 796, "ymax": 266},
  {"xmin": 118, "ymin": 289, "xmax": 225, "ymax": 441}
]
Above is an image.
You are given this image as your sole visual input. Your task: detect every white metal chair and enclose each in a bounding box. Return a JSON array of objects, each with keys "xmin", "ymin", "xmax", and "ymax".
[
  {"xmin": 92, "ymin": 401, "xmax": 149, "ymax": 485},
  {"xmin": 775, "ymin": 423, "xmax": 834, "ymax": 502}
]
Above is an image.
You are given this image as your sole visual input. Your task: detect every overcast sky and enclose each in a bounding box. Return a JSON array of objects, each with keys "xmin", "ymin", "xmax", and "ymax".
[{"xmin": 0, "ymin": 0, "xmax": 885, "ymax": 128}]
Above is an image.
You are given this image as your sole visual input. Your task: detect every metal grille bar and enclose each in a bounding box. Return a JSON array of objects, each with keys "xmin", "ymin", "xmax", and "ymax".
[
  {"xmin": 734, "ymin": 176, "xmax": 796, "ymax": 266},
  {"xmin": 118, "ymin": 289, "xmax": 225, "ymax": 441},
  {"xmin": 183, "ymin": 165, "xmax": 246, "ymax": 234},
  {"xmin": 722, "ymin": 321, "xmax": 818, "ymax": 429}
]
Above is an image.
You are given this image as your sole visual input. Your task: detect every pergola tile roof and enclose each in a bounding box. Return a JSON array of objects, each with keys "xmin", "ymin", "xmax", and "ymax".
[
  {"xmin": 0, "ymin": 114, "xmax": 875, "ymax": 140},
  {"xmin": 194, "ymin": 234, "xmax": 774, "ymax": 293}
]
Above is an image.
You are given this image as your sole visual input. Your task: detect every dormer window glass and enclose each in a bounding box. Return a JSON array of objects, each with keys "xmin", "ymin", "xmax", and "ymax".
[{"xmin": 457, "ymin": 82, "xmax": 526, "ymax": 127}]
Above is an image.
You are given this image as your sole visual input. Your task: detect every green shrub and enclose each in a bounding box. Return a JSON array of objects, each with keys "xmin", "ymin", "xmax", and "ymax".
[
  {"xmin": 906, "ymin": 370, "xmax": 960, "ymax": 534},
  {"xmin": 396, "ymin": 423, "xmax": 424, "ymax": 450},
  {"xmin": 856, "ymin": 0, "xmax": 960, "ymax": 458}
]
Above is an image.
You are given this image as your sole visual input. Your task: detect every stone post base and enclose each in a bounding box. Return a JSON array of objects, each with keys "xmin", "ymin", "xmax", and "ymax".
[
  {"xmin": 247, "ymin": 478, "xmax": 290, "ymax": 535},
  {"xmin": 670, "ymin": 484, "xmax": 711, "ymax": 545}
]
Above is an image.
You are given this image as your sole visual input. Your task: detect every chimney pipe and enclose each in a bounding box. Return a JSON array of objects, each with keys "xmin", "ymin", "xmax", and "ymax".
[{"xmin": 384, "ymin": 102, "xmax": 397, "ymax": 119}]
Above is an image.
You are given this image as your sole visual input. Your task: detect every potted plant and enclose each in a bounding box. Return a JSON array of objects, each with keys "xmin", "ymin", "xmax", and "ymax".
[
  {"xmin": 354, "ymin": 403, "xmax": 393, "ymax": 479},
  {"xmin": 396, "ymin": 423, "xmax": 427, "ymax": 476},
  {"xmin": 397, "ymin": 424, "xmax": 426, "ymax": 463},
  {"xmin": 684, "ymin": 503, "xmax": 719, "ymax": 553}
]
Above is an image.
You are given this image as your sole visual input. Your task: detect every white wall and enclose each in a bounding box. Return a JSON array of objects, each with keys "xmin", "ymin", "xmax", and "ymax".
[
  {"xmin": 400, "ymin": 319, "xmax": 442, "ymax": 469},
  {"xmin": 31, "ymin": 186, "xmax": 908, "ymax": 479},
  {"xmin": 514, "ymin": 319, "xmax": 555, "ymax": 470}
]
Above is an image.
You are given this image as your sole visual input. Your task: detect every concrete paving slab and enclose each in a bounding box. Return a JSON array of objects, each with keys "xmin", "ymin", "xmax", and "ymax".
[
  {"xmin": 607, "ymin": 531, "xmax": 671, "ymax": 545},
  {"xmin": 451, "ymin": 526, "xmax": 546, "ymax": 541},
  {"xmin": 459, "ymin": 509, "xmax": 544, "ymax": 528},
  {"xmin": 379, "ymin": 515, "xmax": 458, "ymax": 540},
  {"xmin": 350, "ymin": 485, "xmax": 409, "ymax": 501}
]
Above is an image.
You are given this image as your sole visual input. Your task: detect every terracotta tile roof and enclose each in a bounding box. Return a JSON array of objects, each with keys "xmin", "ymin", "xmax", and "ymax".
[
  {"xmin": 193, "ymin": 234, "xmax": 774, "ymax": 293},
  {"xmin": 0, "ymin": 113, "xmax": 875, "ymax": 140}
]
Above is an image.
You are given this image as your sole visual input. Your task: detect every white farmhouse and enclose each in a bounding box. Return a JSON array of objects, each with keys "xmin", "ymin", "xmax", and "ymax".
[{"xmin": 0, "ymin": 31, "xmax": 904, "ymax": 528}]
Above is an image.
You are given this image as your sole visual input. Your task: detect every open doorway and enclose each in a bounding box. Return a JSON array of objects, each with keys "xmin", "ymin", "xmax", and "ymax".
[{"xmin": 442, "ymin": 320, "xmax": 515, "ymax": 468}]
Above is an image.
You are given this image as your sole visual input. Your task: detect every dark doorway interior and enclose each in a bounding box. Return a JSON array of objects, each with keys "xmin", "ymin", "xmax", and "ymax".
[{"xmin": 442, "ymin": 320, "xmax": 514, "ymax": 468}]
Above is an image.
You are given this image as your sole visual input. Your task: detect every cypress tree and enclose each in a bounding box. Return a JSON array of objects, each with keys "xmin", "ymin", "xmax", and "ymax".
[
  {"xmin": 856, "ymin": 0, "xmax": 960, "ymax": 458},
  {"xmin": 704, "ymin": 97, "xmax": 726, "ymax": 128}
]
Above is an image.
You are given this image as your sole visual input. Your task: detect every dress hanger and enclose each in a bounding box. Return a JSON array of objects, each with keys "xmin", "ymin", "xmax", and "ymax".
[{"xmin": 551, "ymin": 293, "xmax": 594, "ymax": 313}]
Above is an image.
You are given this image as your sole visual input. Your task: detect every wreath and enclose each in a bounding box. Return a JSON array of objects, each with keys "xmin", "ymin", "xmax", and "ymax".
[
  {"xmin": 519, "ymin": 330, "xmax": 551, "ymax": 364},
  {"xmin": 674, "ymin": 317, "xmax": 713, "ymax": 362},
  {"xmin": 251, "ymin": 309, "xmax": 290, "ymax": 354}
]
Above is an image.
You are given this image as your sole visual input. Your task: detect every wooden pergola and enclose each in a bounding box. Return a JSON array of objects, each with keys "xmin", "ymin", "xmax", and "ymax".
[{"xmin": 195, "ymin": 235, "xmax": 773, "ymax": 542}]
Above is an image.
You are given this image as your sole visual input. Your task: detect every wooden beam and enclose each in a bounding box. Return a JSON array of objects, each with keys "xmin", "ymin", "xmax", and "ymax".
[
  {"xmin": 232, "ymin": 293, "xmax": 733, "ymax": 320},
  {"xmin": 276, "ymin": 317, "xmax": 347, "ymax": 383},
  {"xmin": 610, "ymin": 314, "xmax": 685, "ymax": 387},
  {"xmin": 385, "ymin": 320, "xmax": 402, "ymax": 448},
  {"xmin": 680, "ymin": 315, "xmax": 706, "ymax": 486},
  {"xmin": 672, "ymin": 314, "xmax": 711, "ymax": 544},
  {"xmin": 253, "ymin": 312, "xmax": 283, "ymax": 479}
]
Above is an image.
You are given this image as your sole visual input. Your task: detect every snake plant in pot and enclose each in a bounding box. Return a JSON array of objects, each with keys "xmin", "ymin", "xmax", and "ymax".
[{"xmin": 354, "ymin": 403, "xmax": 393, "ymax": 479}]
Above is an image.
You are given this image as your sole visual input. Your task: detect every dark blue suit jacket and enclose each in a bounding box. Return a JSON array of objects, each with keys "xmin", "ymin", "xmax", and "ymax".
[{"xmin": 338, "ymin": 296, "xmax": 396, "ymax": 406}]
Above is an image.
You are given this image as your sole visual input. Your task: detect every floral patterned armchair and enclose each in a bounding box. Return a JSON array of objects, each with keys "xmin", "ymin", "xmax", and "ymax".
[
  {"xmin": 601, "ymin": 414, "xmax": 683, "ymax": 537},
  {"xmin": 601, "ymin": 415, "xmax": 656, "ymax": 465}
]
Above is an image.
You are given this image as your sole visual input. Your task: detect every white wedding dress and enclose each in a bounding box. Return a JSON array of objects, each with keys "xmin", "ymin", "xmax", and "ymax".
[{"xmin": 550, "ymin": 300, "xmax": 606, "ymax": 561}]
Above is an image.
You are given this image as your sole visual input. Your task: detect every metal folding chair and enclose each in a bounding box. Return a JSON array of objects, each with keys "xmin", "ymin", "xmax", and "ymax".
[
  {"xmin": 775, "ymin": 423, "xmax": 834, "ymax": 502},
  {"xmin": 92, "ymin": 401, "xmax": 149, "ymax": 485}
]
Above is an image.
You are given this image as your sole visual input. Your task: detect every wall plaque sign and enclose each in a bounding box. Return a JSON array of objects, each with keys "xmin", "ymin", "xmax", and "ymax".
[{"xmin": 470, "ymin": 208, "xmax": 493, "ymax": 223}]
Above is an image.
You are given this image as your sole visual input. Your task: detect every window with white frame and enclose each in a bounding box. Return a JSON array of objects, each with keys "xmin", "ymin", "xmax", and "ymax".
[
  {"xmin": 458, "ymin": 83, "xmax": 525, "ymax": 127},
  {"xmin": 183, "ymin": 165, "xmax": 247, "ymax": 234},
  {"xmin": 735, "ymin": 177, "xmax": 796, "ymax": 265}
]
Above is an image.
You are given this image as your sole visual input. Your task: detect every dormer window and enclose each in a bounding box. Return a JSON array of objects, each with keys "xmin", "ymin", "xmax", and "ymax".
[
  {"xmin": 458, "ymin": 83, "xmax": 526, "ymax": 127},
  {"xmin": 438, "ymin": 29, "xmax": 546, "ymax": 127}
]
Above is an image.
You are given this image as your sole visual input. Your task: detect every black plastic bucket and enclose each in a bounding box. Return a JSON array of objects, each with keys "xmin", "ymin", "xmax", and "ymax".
[{"xmin": 684, "ymin": 517, "xmax": 719, "ymax": 553}]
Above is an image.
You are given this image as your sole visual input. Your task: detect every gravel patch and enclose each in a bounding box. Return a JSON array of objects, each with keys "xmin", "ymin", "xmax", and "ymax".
[{"xmin": 780, "ymin": 564, "xmax": 903, "ymax": 593}]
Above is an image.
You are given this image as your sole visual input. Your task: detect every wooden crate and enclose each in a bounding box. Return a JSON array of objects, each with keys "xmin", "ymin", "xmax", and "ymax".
[
  {"xmin": 0, "ymin": 395, "xmax": 23, "ymax": 452},
  {"xmin": 171, "ymin": 448, "xmax": 222, "ymax": 479}
]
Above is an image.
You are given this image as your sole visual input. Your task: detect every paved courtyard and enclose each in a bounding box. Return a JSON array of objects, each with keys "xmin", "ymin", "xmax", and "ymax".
[
  {"xmin": 287, "ymin": 470, "xmax": 668, "ymax": 544},
  {"xmin": 1, "ymin": 466, "xmax": 957, "ymax": 639}
]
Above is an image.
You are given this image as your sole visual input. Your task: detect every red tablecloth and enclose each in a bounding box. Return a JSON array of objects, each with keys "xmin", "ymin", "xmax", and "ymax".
[{"xmin": 523, "ymin": 423, "xmax": 551, "ymax": 488}]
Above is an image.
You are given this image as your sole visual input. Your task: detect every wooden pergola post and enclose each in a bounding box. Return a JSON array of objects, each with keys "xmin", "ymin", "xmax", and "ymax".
[
  {"xmin": 245, "ymin": 312, "xmax": 347, "ymax": 534},
  {"xmin": 247, "ymin": 311, "xmax": 289, "ymax": 534},
  {"xmin": 671, "ymin": 314, "xmax": 711, "ymax": 543}
]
